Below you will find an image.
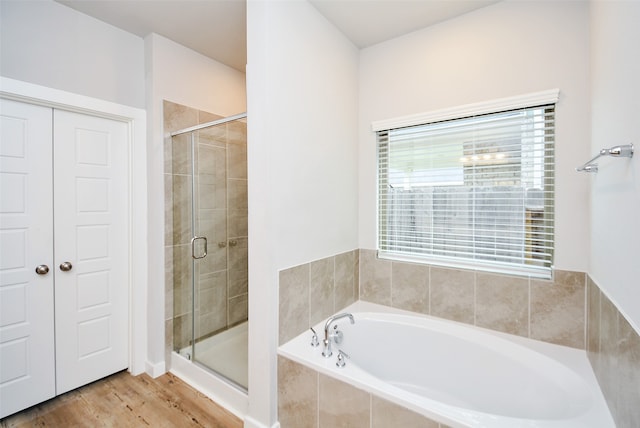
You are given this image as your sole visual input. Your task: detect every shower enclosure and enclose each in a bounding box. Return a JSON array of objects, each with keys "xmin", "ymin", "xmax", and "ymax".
[{"xmin": 170, "ymin": 112, "xmax": 248, "ymax": 390}]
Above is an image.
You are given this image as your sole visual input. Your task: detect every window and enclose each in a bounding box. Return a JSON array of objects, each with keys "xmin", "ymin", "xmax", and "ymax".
[{"xmin": 375, "ymin": 91, "xmax": 557, "ymax": 278}]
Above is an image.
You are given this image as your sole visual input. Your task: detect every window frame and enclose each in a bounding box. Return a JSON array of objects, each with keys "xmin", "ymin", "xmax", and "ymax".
[{"xmin": 373, "ymin": 89, "xmax": 559, "ymax": 279}]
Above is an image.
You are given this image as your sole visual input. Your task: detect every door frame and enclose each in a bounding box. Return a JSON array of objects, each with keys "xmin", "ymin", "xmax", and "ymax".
[{"xmin": 0, "ymin": 76, "xmax": 148, "ymax": 376}]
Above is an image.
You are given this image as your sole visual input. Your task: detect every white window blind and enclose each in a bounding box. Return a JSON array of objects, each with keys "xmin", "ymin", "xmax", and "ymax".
[{"xmin": 377, "ymin": 104, "xmax": 555, "ymax": 278}]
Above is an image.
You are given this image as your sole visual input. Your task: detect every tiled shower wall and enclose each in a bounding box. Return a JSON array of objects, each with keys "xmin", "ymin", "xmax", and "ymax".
[
  {"xmin": 164, "ymin": 101, "xmax": 248, "ymax": 361},
  {"xmin": 278, "ymin": 249, "xmax": 640, "ymax": 427}
]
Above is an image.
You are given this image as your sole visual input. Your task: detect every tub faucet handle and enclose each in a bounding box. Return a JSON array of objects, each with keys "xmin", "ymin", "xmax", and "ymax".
[
  {"xmin": 310, "ymin": 327, "xmax": 319, "ymax": 347},
  {"xmin": 336, "ymin": 349, "xmax": 350, "ymax": 368},
  {"xmin": 322, "ymin": 312, "xmax": 355, "ymax": 358}
]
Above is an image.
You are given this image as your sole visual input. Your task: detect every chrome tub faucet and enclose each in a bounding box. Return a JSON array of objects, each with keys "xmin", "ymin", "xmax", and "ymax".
[{"xmin": 322, "ymin": 313, "xmax": 354, "ymax": 357}]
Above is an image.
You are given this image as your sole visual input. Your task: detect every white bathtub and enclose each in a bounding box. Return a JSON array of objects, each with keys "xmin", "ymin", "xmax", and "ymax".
[{"xmin": 278, "ymin": 301, "xmax": 614, "ymax": 428}]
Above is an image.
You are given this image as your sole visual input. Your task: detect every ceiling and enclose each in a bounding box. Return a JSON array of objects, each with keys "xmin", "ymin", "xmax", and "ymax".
[{"xmin": 56, "ymin": 0, "xmax": 499, "ymax": 72}]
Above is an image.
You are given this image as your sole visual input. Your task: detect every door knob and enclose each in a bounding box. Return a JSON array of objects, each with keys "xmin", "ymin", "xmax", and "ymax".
[
  {"xmin": 35, "ymin": 265, "xmax": 50, "ymax": 275},
  {"xmin": 59, "ymin": 261, "xmax": 73, "ymax": 272}
]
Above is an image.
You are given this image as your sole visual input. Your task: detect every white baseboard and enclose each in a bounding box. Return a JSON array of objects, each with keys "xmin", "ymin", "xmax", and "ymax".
[
  {"xmin": 243, "ymin": 416, "xmax": 280, "ymax": 428},
  {"xmin": 145, "ymin": 360, "xmax": 166, "ymax": 378}
]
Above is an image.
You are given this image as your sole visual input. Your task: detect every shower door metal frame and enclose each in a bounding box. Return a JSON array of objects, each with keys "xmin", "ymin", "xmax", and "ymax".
[{"xmin": 170, "ymin": 112, "xmax": 247, "ymax": 138}]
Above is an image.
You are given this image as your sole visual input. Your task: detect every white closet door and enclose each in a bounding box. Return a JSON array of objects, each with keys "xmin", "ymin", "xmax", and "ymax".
[
  {"xmin": 0, "ymin": 99, "xmax": 55, "ymax": 418},
  {"xmin": 53, "ymin": 110, "xmax": 129, "ymax": 394}
]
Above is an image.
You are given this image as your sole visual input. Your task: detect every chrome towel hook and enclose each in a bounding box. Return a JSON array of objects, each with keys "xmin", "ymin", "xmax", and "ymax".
[{"xmin": 576, "ymin": 143, "xmax": 634, "ymax": 173}]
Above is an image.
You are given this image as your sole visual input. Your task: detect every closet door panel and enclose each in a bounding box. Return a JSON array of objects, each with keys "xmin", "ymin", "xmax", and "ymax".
[
  {"xmin": 0, "ymin": 99, "xmax": 55, "ymax": 418},
  {"xmin": 53, "ymin": 110, "xmax": 129, "ymax": 394}
]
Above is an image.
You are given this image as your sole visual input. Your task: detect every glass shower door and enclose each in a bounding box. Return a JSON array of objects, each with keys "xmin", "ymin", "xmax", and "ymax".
[
  {"xmin": 169, "ymin": 108, "xmax": 248, "ymax": 390},
  {"xmin": 190, "ymin": 119, "xmax": 248, "ymax": 389}
]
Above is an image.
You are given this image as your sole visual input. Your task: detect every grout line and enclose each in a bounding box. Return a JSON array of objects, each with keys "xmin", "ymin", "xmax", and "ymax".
[
  {"xmin": 427, "ymin": 266, "xmax": 431, "ymax": 315},
  {"xmin": 389, "ymin": 260, "xmax": 393, "ymax": 306},
  {"xmin": 332, "ymin": 255, "xmax": 336, "ymax": 314},
  {"xmin": 473, "ymin": 270, "xmax": 477, "ymax": 326},
  {"xmin": 583, "ymin": 272, "xmax": 588, "ymax": 348},
  {"xmin": 527, "ymin": 276, "xmax": 531, "ymax": 338},
  {"xmin": 308, "ymin": 262, "xmax": 312, "ymax": 329}
]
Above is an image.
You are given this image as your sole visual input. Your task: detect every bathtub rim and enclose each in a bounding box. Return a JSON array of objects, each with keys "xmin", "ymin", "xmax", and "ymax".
[{"xmin": 278, "ymin": 300, "xmax": 614, "ymax": 428}]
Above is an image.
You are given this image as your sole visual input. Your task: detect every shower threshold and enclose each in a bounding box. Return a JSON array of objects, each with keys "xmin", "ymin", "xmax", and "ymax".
[{"xmin": 179, "ymin": 321, "xmax": 248, "ymax": 390}]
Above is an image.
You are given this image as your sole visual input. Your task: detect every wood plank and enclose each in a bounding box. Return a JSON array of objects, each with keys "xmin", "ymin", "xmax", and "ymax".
[{"xmin": 0, "ymin": 371, "xmax": 243, "ymax": 428}]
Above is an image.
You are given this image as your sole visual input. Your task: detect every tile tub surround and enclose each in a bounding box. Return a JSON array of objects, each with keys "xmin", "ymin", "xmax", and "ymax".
[
  {"xmin": 278, "ymin": 250, "xmax": 640, "ymax": 426},
  {"xmin": 278, "ymin": 250, "xmax": 359, "ymax": 345},
  {"xmin": 358, "ymin": 249, "xmax": 586, "ymax": 349},
  {"xmin": 278, "ymin": 356, "xmax": 446, "ymax": 428},
  {"xmin": 279, "ymin": 249, "xmax": 587, "ymax": 361},
  {"xmin": 163, "ymin": 100, "xmax": 248, "ymax": 361},
  {"xmin": 587, "ymin": 276, "xmax": 640, "ymax": 428}
]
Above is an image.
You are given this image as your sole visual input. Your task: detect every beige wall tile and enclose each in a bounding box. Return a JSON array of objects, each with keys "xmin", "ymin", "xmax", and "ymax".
[
  {"xmin": 359, "ymin": 249, "xmax": 391, "ymax": 306},
  {"xmin": 198, "ymin": 178, "xmax": 226, "ymax": 211},
  {"xmin": 228, "ymin": 209, "xmax": 248, "ymax": 240},
  {"xmin": 171, "ymin": 133, "xmax": 192, "ymax": 175},
  {"xmin": 198, "ymin": 143, "xmax": 226, "ymax": 180},
  {"xmin": 165, "ymin": 319, "xmax": 174, "ymax": 366},
  {"xmin": 197, "ymin": 272, "xmax": 227, "ymax": 336},
  {"xmin": 587, "ymin": 284, "xmax": 640, "ymax": 428},
  {"xmin": 228, "ymin": 140, "xmax": 247, "ymax": 180},
  {"xmin": 227, "ymin": 119, "xmax": 247, "ymax": 146},
  {"xmin": 530, "ymin": 271, "xmax": 585, "ymax": 348},
  {"xmin": 335, "ymin": 250, "xmax": 358, "ymax": 310},
  {"xmin": 164, "ymin": 174, "xmax": 174, "ymax": 247},
  {"xmin": 228, "ymin": 237, "xmax": 248, "ymax": 296},
  {"xmin": 164, "ymin": 246, "xmax": 174, "ymax": 321},
  {"xmin": 319, "ymin": 374, "xmax": 369, "ymax": 428},
  {"xmin": 199, "ymin": 209, "xmax": 227, "ymax": 268},
  {"xmin": 371, "ymin": 396, "xmax": 439, "ymax": 428},
  {"xmin": 163, "ymin": 100, "xmax": 198, "ymax": 133},
  {"xmin": 430, "ymin": 267, "xmax": 474, "ymax": 324},
  {"xmin": 172, "ymin": 244, "xmax": 193, "ymax": 317},
  {"xmin": 228, "ymin": 271, "xmax": 248, "ymax": 299},
  {"xmin": 228, "ymin": 293, "xmax": 248, "ymax": 326},
  {"xmin": 476, "ymin": 273, "xmax": 528, "ymax": 336},
  {"xmin": 598, "ymin": 293, "xmax": 620, "ymax": 417},
  {"xmin": 553, "ymin": 270, "xmax": 585, "ymax": 288},
  {"xmin": 172, "ymin": 313, "xmax": 191, "ymax": 351},
  {"xmin": 617, "ymin": 315, "xmax": 640, "ymax": 427},
  {"xmin": 198, "ymin": 110, "xmax": 223, "ymax": 125},
  {"xmin": 586, "ymin": 277, "xmax": 601, "ymax": 361},
  {"xmin": 172, "ymin": 174, "xmax": 193, "ymax": 246},
  {"xmin": 228, "ymin": 178, "xmax": 248, "ymax": 211},
  {"xmin": 278, "ymin": 357, "xmax": 317, "ymax": 428},
  {"xmin": 198, "ymin": 122, "xmax": 226, "ymax": 147},
  {"xmin": 310, "ymin": 257, "xmax": 335, "ymax": 326},
  {"xmin": 164, "ymin": 136, "xmax": 173, "ymax": 175},
  {"xmin": 279, "ymin": 264, "xmax": 310, "ymax": 345},
  {"xmin": 391, "ymin": 262, "xmax": 429, "ymax": 314}
]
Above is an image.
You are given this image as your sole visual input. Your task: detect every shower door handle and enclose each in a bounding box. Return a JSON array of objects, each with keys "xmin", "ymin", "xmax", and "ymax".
[{"xmin": 191, "ymin": 236, "xmax": 208, "ymax": 259}]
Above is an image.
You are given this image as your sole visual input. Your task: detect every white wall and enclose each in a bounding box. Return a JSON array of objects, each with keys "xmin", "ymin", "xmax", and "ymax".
[
  {"xmin": 590, "ymin": 1, "xmax": 640, "ymax": 332},
  {"xmin": 0, "ymin": 0, "xmax": 145, "ymax": 109},
  {"xmin": 144, "ymin": 33, "xmax": 246, "ymax": 372},
  {"xmin": 246, "ymin": 0, "xmax": 359, "ymax": 425},
  {"xmin": 358, "ymin": 0, "xmax": 591, "ymax": 273}
]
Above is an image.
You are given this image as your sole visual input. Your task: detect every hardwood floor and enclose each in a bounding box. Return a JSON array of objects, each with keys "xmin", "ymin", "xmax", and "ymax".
[{"xmin": 0, "ymin": 371, "xmax": 243, "ymax": 428}]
